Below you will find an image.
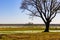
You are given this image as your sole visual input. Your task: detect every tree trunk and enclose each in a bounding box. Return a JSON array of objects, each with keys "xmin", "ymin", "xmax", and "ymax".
[{"xmin": 44, "ymin": 22, "xmax": 50, "ymax": 32}]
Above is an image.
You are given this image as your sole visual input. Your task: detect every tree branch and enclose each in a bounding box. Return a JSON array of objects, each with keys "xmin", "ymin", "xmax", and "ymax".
[{"xmin": 50, "ymin": 12, "xmax": 57, "ymax": 21}]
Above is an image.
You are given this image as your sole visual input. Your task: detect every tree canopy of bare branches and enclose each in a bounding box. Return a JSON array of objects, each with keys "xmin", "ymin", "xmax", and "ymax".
[{"xmin": 20, "ymin": 0, "xmax": 60, "ymax": 32}]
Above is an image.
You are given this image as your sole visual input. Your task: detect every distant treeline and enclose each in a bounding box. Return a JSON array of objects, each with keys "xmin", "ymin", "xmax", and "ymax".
[{"xmin": 0, "ymin": 24, "xmax": 60, "ymax": 26}]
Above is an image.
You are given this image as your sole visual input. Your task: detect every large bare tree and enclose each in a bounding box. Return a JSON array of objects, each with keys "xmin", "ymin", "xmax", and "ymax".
[{"xmin": 20, "ymin": 0, "xmax": 60, "ymax": 32}]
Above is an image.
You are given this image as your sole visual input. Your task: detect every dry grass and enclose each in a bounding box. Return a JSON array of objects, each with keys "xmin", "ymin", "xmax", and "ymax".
[
  {"xmin": 0, "ymin": 26, "xmax": 60, "ymax": 31},
  {"xmin": 0, "ymin": 26, "xmax": 43, "ymax": 31},
  {"xmin": 0, "ymin": 26, "xmax": 60, "ymax": 40},
  {"xmin": 0, "ymin": 33, "xmax": 60, "ymax": 40}
]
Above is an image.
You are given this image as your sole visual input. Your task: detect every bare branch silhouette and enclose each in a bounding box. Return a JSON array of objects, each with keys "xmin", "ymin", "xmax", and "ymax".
[{"xmin": 20, "ymin": 0, "xmax": 60, "ymax": 32}]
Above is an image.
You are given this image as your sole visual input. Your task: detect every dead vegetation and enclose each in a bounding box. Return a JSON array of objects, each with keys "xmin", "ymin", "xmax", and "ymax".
[{"xmin": 0, "ymin": 33, "xmax": 60, "ymax": 40}]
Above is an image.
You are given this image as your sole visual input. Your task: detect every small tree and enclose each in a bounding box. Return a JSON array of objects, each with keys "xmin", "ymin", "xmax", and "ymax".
[{"xmin": 20, "ymin": 0, "xmax": 60, "ymax": 32}]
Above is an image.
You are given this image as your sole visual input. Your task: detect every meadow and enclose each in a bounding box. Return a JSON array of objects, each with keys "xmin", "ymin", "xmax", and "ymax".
[
  {"xmin": 0, "ymin": 25, "xmax": 60, "ymax": 40},
  {"xmin": 0, "ymin": 25, "xmax": 60, "ymax": 31},
  {"xmin": 0, "ymin": 33, "xmax": 60, "ymax": 40}
]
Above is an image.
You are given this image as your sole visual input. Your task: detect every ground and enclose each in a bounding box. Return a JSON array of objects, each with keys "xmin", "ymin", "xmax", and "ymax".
[
  {"xmin": 0, "ymin": 33, "xmax": 60, "ymax": 40},
  {"xmin": 0, "ymin": 25, "xmax": 60, "ymax": 40}
]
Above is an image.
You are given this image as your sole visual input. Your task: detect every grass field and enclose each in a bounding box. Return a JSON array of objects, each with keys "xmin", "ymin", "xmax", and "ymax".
[
  {"xmin": 0, "ymin": 25, "xmax": 60, "ymax": 31},
  {"xmin": 0, "ymin": 25, "xmax": 60, "ymax": 40},
  {"xmin": 0, "ymin": 33, "xmax": 60, "ymax": 40}
]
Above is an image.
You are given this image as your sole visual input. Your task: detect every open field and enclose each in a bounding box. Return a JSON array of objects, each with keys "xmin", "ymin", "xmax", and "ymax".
[
  {"xmin": 0, "ymin": 25, "xmax": 60, "ymax": 40},
  {"xmin": 0, "ymin": 25, "xmax": 60, "ymax": 31},
  {"xmin": 0, "ymin": 33, "xmax": 60, "ymax": 40},
  {"xmin": 0, "ymin": 25, "xmax": 60, "ymax": 34}
]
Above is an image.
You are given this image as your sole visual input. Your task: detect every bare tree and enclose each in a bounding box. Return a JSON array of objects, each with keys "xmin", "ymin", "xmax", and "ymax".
[{"xmin": 20, "ymin": 0, "xmax": 60, "ymax": 32}]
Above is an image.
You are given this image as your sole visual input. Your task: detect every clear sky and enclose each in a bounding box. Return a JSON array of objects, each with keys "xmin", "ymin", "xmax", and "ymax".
[{"xmin": 0, "ymin": 0, "xmax": 60, "ymax": 24}]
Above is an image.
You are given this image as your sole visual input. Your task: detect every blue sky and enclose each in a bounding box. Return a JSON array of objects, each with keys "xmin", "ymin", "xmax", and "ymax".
[{"xmin": 0, "ymin": 0, "xmax": 60, "ymax": 24}]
